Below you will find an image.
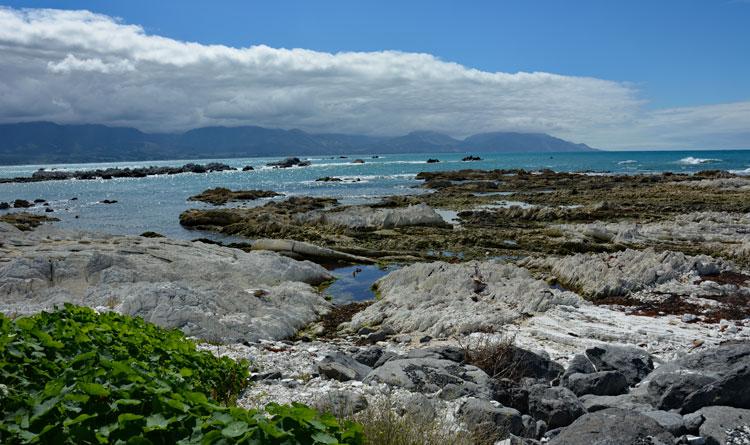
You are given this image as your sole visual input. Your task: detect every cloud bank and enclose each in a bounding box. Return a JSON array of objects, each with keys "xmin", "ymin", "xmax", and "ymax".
[{"xmin": 0, "ymin": 7, "xmax": 747, "ymax": 149}]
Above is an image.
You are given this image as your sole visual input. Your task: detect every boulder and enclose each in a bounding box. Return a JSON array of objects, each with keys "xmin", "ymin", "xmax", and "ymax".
[
  {"xmin": 527, "ymin": 385, "xmax": 586, "ymax": 429},
  {"xmin": 643, "ymin": 410, "xmax": 686, "ymax": 436},
  {"xmin": 547, "ymin": 408, "xmax": 675, "ymax": 445},
  {"xmin": 316, "ymin": 390, "xmax": 368, "ymax": 416},
  {"xmin": 563, "ymin": 371, "xmax": 628, "ymax": 396},
  {"xmin": 696, "ymin": 406, "xmax": 750, "ymax": 445},
  {"xmin": 459, "ymin": 398, "xmax": 524, "ymax": 440},
  {"xmin": 585, "ymin": 344, "xmax": 654, "ymax": 386},
  {"xmin": 317, "ymin": 352, "xmax": 372, "ymax": 381},
  {"xmin": 353, "ymin": 346, "xmax": 384, "ymax": 368},
  {"xmin": 645, "ymin": 342, "xmax": 750, "ymax": 413},
  {"xmin": 579, "ymin": 393, "xmax": 654, "ymax": 413},
  {"xmin": 363, "ymin": 358, "xmax": 495, "ymax": 400}
]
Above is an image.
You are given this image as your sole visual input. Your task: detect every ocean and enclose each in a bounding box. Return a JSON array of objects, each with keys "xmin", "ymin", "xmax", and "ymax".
[{"xmin": 1, "ymin": 150, "xmax": 749, "ymax": 240}]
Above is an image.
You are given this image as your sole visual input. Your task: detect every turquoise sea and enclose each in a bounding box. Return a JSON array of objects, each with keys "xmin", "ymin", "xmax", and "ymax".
[{"xmin": 1, "ymin": 150, "xmax": 749, "ymax": 240}]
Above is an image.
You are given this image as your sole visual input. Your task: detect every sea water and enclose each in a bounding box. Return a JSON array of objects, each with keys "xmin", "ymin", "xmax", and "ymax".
[{"xmin": 0, "ymin": 150, "xmax": 748, "ymax": 239}]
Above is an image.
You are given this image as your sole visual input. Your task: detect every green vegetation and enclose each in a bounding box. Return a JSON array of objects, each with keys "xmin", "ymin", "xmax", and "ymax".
[{"xmin": 0, "ymin": 305, "xmax": 364, "ymax": 444}]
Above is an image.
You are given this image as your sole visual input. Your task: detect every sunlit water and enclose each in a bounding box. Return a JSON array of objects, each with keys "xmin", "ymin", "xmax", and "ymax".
[{"xmin": 1, "ymin": 150, "xmax": 748, "ymax": 240}]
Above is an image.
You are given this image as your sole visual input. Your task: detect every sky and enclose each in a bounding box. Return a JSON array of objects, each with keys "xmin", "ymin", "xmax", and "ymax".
[{"xmin": 0, "ymin": 0, "xmax": 748, "ymax": 150}]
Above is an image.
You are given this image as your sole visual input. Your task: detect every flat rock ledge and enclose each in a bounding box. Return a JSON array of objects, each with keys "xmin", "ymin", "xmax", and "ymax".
[
  {"xmin": 0, "ymin": 222, "xmax": 332, "ymax": 342},
  {"xmin": 346, "ymin": 260, "xmax": 583, "ymax": 337}
]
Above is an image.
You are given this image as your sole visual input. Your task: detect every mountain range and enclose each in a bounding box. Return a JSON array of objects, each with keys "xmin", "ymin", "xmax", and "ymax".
[{"xmin": 0, "ymin": 122, "xmax": 596, "ymax": 165}]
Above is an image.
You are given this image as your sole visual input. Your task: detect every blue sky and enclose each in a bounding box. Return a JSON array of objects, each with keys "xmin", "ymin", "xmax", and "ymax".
[
  {"xmin": 0, "ymin": 1, "xmax": 748, "ymax": 148},
  {"xmin": 6, "ymin": 0, "xmax": 749, "ymax": 110}
]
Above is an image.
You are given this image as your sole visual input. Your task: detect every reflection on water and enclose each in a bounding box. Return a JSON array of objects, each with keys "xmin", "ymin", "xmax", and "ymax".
[{"xmin": 323, "ymin": 264, "xmax": 401, "ymax": 303}]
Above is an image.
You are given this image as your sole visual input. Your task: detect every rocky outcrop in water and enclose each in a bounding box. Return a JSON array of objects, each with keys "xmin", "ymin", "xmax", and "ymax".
[
  {"xmin": 266, "ymin": 157, "xmax": 311, "ymax": 168},
  {"xmin": 0, "ymin": 162, "xmax": 234, "ymax": 183},
  {"xmin": 188, "ymin": 187, "xmax": 283, "ymax": 205}
]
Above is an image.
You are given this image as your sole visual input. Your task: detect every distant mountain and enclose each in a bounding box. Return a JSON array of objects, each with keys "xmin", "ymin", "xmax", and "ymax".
[{"xmin": 0, "ymin": 122, "xmax": 596, "ymax": 165}]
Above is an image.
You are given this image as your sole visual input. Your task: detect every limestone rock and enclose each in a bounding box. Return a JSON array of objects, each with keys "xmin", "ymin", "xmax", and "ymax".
[
  {"xmin": 296, "ymin": 203, "xmax": 450, "ymax": 230},
  {"xmin": 0, "ymin": 226, "xmax": 332, "ymax": 343},
  {"xmin": 697, "ymin": 406, "xmax": 750, "ymax": 445},
  {"xmin": 348, "ymin": 261, "xmax": 582, "ymax": 337},
  {"xmin": 459, "ymin": 398, "xmax": 524, "ymax": 440}
]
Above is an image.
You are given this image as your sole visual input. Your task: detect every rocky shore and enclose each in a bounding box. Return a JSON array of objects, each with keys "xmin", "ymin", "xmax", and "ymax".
[
  {"xmin": 2, "ymin": 166, "xmax": 750, "ymax": 444},
  {"xmin": 0, "ymin": 162, "xmax": 235, "ymax": 183}
]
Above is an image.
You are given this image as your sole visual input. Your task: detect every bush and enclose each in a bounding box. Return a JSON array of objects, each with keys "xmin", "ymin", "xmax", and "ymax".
[{"xmin": 0, "ymin": 304, "xmax": 363, "ymax": 444}]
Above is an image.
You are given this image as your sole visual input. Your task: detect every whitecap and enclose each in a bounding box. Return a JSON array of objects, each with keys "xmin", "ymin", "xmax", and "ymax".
[
  {"xmin": 617, "ymin": 160, "xmax": 637, "ymax": 165},
  {"xmin": 677, "ymin": 156, "xmax": 722, "ymax": 165}
]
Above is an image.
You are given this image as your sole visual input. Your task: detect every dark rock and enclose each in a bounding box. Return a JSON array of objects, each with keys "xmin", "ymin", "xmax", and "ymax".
[
  {"xmin": 561, "ymin": 354, "xmax": 596, "ymax": 384},
  {"xmin": 100, "ymin": 199, "xmax": 118, "ymax": 204},
  {"xmin": 353, "ymin": 346, "xmax": 384, "ymax": 368},
  {"xmin": 585, "ymin": 344, "xmax": 654, "ymax": 386},
  {"xmin": 508, "ymin": 346, "xmax": 565, "ymax": 382},
  {"xmin": 419, "ymin": 335, "xmax": 432, "ymax": 343},
  {"xmin": 317, "ymin": 351, "xmax": 372, "ymax": 381},
  {"xmin": 140, "ymin": 231, "xmax": 165, "ymax": 238},
  {"xmin": 405, "ymin": 346, "xmax": 465, "ymax": 363},
  {"xmin": 364, "ymin": 358, "xmax": 495, "ymax": 400},
  {"xmin": 13, "ymin": 199, "xmax": 32, "ymax": 208},
  {"xmin": 426, "ymin": 159, "xmax": 440, "ymax": 163},
  {"xmin": 696, "ymin": 406, "xmax": 750, "ymax": 445},
  {"xmin": 242, "ymin": 165, "xmax": 254, "ymax": 171},
  {"xmin": 372, "ymin": 351, "xmax": 399, "ymax": 368},
  {"xmin": 682, "ymin": 411, "xmax": 705, "ymax": 434},
  {"xmin": 527, "ymin": 385, "xmax": 586, "ymax": 429},
  {"xmin": 364, "ymin": 326, "xmax": 395, "ymax": 343},
  {"xmin": 681, "ymin": 364, "xmax": 750, "ymax": 413},
  {"xmin": 250, "ymin": 371, "xmax": 282, "ymax": 381},
  {"xmin": 547, "ymin": 408, "xmax": 675, "ymax": 445},
  {"xmin": 352, "ymin": 159, "xmax": 365, "ymax": 164},
  {"xmin": 188, "ymin": 187, "xmax": 282, "ymax": 205},
  {"xmin": 648, "ymin": 372, "xmax": 717, "ymax": 410},
  {"xmin": 459, "ymin": 398, "xmax": 524, "ymax": 440},
  {"xmin": 0, "ymin": 202, "xmax": 9, "ymax": 210},
  {"xmin": 357, "ymin": 327, "xmax": 375, "ymax": 335},
  {"xmin": 44, "ymin": 208, "xmax": 54, "ymax": 213},
  {"xmin": 462, "ymin": 156, "xmax": 482, "ymax": 161},
  {"xmin": 645, "ymin": 342, "xmax": 750, "ymax": 413},
  {"xmin": 33, "ymin": 199, "xmax": 45, "ymax": 203},
  {"xmin": 316, "ymin": 176, "xmax": 343, "ymax": 182},
  {"xmin": 267, "ymin": 157, "xmax": 311, "ymax": 168},
  {"xmin": 564, "ymin": 371, "xmax": 628, "ymax": 396},
  {"xmin": 494, "ymin": 378, "xmax": 530, "ymax": 413}
]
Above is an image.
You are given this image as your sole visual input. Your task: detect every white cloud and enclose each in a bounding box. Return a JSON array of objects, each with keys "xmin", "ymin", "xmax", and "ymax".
[{"xmin": 0, "ymin": 6, "xmax": 747, "ymax": 149}]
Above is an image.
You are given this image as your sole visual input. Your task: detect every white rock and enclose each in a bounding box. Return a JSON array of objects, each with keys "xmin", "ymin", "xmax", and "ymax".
[{"xmin": 0, "ymin": 226, "xmax": 333, "ymax": 342}]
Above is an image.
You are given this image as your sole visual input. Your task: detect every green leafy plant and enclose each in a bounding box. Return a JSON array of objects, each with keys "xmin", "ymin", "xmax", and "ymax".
[{"xmin": 0, "ymin": 304, "xmax": 364, "ymax": 444}]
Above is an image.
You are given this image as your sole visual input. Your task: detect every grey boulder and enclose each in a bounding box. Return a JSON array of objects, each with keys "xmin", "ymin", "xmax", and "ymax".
[
  {"xmin": 317, "ymin": 352, "xmax": 372, "ymax": 381},
  {"xmin": 696, "ymin": 406, "xmax": 750, "ymax": 445},
  {"xmin": 548, "ymin": 408, "xmax": 675, "ymax": 445},
  {"xmin": 363, "ymin": 358, "xmax": 495, "ymax": 400},
  {"xmin": 527, "ymin": 385, "xmax": 586, "ymax": 429},
  {"xmin": 563, "ymin": 371, "xmax": 628, "ymax": 397},
  {"xmin": 459, "ymin": 398, "xmax": 524, "ymax": 440},
  {"xmin": 585, "ymin": 344, "xmax": 654, "ymax": 386}
]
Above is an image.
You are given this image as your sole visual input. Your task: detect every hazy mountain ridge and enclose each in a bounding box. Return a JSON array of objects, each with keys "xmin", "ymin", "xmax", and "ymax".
[{"xmin": 0, "ymin": 122, "xmax": 596, "ymax": 164}]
